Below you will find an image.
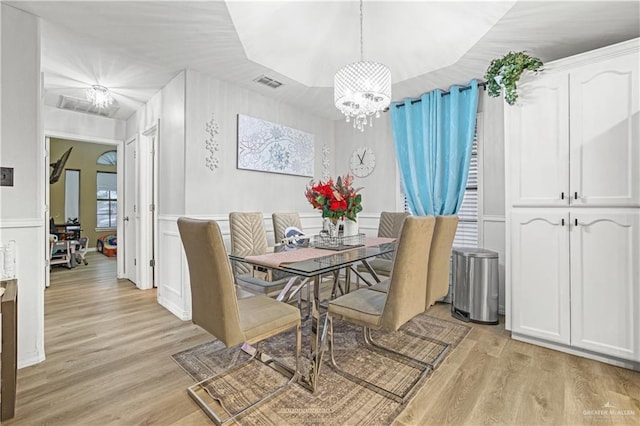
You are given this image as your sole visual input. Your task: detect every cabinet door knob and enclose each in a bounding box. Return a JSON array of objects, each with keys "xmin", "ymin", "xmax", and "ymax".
[
  {"xmin": 574, "ymin": 192, "xmax": 578, "ymax": 200},
  {"xmin": 561, "ymin": 192, "xmax": 565, "ymax": 200},
  {"xmin": 575, "ymin": 218, "xmax": 578, "ymax": 226},
  {"xmin": 561, "ymin": 218, "xmax": 565, "ymax": 226}
]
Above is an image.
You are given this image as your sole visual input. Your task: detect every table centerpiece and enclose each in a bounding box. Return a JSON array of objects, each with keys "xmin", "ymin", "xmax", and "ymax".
[{"xmin": 305, "ymin": 174, "xmax": 363, "ymax": 238}]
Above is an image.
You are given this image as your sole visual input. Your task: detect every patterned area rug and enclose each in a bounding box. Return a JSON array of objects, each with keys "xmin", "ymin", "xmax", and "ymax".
[{"xmin": 172, "ymin": 312, "xmax": 470, "ymax": 425}]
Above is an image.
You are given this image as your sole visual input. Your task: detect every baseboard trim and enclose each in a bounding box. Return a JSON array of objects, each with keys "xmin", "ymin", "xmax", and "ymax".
[
  {"xmin": 18, "ymin": 350, "xmax": 46, "ymax": 369},
  {"xmin": 512, "ymin": 333, "xmax": 640, "ymax": 371},
  {"xmin": 158, "ymin": 296, "xmax": 190, "ymax": 321}
]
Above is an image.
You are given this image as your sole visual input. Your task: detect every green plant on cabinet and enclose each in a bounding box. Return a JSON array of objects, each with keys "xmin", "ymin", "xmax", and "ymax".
[{"xmin": 485, "ymin": 51, "xmax": 543, "ymax": 105}]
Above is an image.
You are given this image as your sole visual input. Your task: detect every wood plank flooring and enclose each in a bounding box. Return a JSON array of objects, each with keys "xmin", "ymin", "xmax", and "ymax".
[{"xmin": 4, "ymin": 253, "xmax": 639, "ymax": 425}]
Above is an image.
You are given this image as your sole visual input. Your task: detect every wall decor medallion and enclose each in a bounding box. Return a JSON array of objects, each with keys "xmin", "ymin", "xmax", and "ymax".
[
  {"xmin": 322, "ymin": 144, "xmax": 330, "ymax": 181},
  {"xmin": 205, "ymin": 114, "xmax": 220, "ymax": 171},
  {"xmin": 237, "ymin": 114, "xmax": 314, "ymax": 177}
]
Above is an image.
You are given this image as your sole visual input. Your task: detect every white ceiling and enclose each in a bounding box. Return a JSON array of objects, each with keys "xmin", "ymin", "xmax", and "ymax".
[{"xmin": 6, "ymin": 1, "xmax": 640, "ymax": 121}]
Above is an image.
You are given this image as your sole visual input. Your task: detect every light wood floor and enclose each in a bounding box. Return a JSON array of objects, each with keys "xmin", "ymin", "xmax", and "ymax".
[{"xmin": 5, "ymin": 253, "xmax": 639, "ymax": 425}]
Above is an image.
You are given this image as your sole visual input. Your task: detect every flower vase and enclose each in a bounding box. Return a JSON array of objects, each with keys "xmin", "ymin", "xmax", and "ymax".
[
  {"xmin": 324, "ymin": 218, "xmax": 340, "ymax": 239},
  {"xmin": 343, "ymin": 217, "xmax": 359, "ymax": 237}
]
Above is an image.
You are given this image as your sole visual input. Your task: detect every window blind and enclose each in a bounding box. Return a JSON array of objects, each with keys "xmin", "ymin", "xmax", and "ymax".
[{"xmin": 453, "ymin": 131, "xmax": 478, "ymax": 248}]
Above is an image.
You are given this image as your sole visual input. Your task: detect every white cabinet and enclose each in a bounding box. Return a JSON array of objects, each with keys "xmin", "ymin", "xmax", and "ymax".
[
  {"xmin": 507, "ymin": 72, "xmax": 569, "ymax": 207},
  {"xmin": 570, "ymin": 210, "xmax": 640, "ymax": 360},
  {"xmin": 570, "ymin": 53, "xmax": 640, "ymax": 207},
  {"xmin": 511, "ymin": 210, "xmax": 570, "ymax": 344},
  {"xmin": 510, "ymin": 209, "xmax": 640, "ymax": 361},
  {"xmin": 507, "ymin": 48, "xmax": 639, "ymax": 208},
  {"xmin": 506, "ymin": 39, "xmax": 640, "ymax": 368}
]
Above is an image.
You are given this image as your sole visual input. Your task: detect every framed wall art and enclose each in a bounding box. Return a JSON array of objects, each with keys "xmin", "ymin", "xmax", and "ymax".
[{"xmin": 237, "ymin": 114, "xmax": 314, "ymax": 177}]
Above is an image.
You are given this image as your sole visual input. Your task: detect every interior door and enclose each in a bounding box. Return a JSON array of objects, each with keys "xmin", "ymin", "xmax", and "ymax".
[
  {"xmin": 123, "ymin": 137, "xmax": 137, "ymax": 284},
  {"xmin": 45, "ymin": 136, "xmax": 51, "ymax": 288}
]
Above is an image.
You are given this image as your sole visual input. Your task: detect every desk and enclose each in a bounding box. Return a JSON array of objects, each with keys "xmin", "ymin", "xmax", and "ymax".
[
  {"xmin": 52, "ymin": 223, "xmax": 82, "ymax": 240},
  {"xmin": 0, "ymin": 279, "xmax": 17, "ymax": 421},
  {"xmin": 230, "ymin": 237, "xmax": 396, "ymax": 393}
]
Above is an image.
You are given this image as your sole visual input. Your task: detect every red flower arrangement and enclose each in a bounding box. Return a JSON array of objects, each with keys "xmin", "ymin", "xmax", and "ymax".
[{"xmin": 305, "ymin": 174, "xmax": 363, "ymax": 222}]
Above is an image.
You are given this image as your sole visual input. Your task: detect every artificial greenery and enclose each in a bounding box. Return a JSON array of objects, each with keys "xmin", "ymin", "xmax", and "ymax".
[{"xmin": 485, "ymin": 51, "xmax": 543, "ymax": 105}]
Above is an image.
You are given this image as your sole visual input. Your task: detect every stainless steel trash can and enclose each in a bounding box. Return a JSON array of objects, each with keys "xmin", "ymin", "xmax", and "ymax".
[{"xmin": 451, "ymin": 247, "xmax": 499, "ymax": 325}]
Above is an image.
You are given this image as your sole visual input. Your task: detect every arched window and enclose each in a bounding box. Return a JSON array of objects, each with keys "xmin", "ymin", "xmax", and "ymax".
[{"xmin": 97, "ymin": 150, "xmax": 117, "ymax": 166}]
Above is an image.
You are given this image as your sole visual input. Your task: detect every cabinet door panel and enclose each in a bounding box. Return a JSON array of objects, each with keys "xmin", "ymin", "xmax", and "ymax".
[
  {"xmin": 511, "ymin": 211, "xmax": 570, "ymax": 343},
  {"xmin": 570, "ymin": 52, "xmax": 639, "ymax": 206},
  {"xmin": 507, "ymin": 73, "xmax": 569, "ymax": 207},
  {"xmin": 570, "ymin": 211, "xmax": 639, "ymax": 360}
]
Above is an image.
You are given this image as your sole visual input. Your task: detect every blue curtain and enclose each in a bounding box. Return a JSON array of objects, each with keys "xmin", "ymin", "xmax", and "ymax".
[{"xmin": 391, "ymin": 80, "xmax": 479, "ymax": 216}]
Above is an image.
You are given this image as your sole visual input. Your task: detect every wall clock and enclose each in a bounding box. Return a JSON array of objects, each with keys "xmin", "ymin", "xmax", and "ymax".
[{"xmin": 349, "ymin": 147, "xmax": 375, "ymax": 177}]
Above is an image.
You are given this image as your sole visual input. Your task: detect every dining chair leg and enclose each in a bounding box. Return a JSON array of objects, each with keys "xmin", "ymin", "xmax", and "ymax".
[
  {"xmin": 363, "ymin": 327, "xmax": 451, "ymax": 369},
  {"xmin": 188, "ymin": 324, "xmax": 301, "ymax": 426},
  {"xmin": 327, "ymin": 317, "xmax": 431, "ymax": 404}
]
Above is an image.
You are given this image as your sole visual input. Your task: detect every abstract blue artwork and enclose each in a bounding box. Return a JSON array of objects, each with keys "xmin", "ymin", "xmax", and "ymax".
[{"xmin": 237, "ymin": 114, "xmax": 314, "ymax": 177}]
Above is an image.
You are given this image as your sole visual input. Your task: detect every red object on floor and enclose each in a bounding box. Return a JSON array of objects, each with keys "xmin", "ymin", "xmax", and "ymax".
[{"xmin": 97, "ymin": 233, "xmax": 117, "ymax": 257}]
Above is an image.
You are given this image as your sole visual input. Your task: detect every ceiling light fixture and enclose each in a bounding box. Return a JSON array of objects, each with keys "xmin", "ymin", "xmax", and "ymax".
[
  {"xmin": 86, "ymin": 85, "xmax": 114, "ymax": 109},
  {"xmin": 334, "ymin": 0, "xmax": 391, "ymax": 132}
]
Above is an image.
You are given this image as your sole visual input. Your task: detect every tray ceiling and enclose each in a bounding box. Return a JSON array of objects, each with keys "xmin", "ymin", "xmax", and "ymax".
[{"xmin": 6, "ymin": 1, "xmax": 640, "ymax": 121}]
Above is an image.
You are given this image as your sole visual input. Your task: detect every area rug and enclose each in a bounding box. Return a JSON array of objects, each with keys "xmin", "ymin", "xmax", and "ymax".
[{"xmin": 172, "ymin": 312, "xmax": 470, "ymax": 425}]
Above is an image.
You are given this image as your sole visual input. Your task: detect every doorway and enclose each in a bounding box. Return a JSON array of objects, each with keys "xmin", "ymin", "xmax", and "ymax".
[{"xmin": 45, "ymin": 133, "xmax": 125, "ymax": 287}]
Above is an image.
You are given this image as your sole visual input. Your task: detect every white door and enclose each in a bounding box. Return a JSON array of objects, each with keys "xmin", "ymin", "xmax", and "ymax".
[
  {"xmin": 136, "ymin": 123, "xmax": 158, "ymax": 290},
  {"xmin": 123, "ymin": 137, "xmax": 137, "ymax": 283},
  {"xmin": 45, "ymin": 136, "xmax": 51, "ymax": 288},
  {"xmin": 569, "ymin": 52, "xmax": 640, "ymax": 207},
  {"xmin": 570, "ymin": 209, "xmax": 640, "ymax": 361},
  {"xmin": 511, "ymin": 210, "xmax": 570, "ymax": 344},
  {"xmin": 507, "ymin": 71, "xmax": 570, "ymax": 207}
]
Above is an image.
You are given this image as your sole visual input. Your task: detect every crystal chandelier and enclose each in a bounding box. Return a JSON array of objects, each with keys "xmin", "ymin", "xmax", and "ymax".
[
  {"xmin": 86, "ymin": 85, "xmax": 114, "ymax": 109},
  {"xmin": 334, "ymin": 0, "xmax": 391, "ymax": 132}
]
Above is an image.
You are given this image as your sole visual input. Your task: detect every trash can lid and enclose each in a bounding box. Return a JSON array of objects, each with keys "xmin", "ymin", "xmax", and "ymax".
[{"xmin": 452, "ymin": 247, "xmax": 499, "ymax": 258}]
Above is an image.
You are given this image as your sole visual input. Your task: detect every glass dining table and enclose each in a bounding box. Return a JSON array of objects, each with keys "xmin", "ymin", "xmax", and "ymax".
[{"xmin": 229, "ymin": 236, "xmax": 396, "ymax": 393}]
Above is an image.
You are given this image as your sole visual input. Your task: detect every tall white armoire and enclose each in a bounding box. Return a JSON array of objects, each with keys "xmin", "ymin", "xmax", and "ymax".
[{"xmin": 505, "ymin": 38, "xmax": 640, "ymax": 370}]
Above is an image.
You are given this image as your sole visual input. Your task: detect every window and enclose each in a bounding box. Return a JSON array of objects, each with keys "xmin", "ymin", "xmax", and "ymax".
[
  {"xmin": 453, "ymin": 128, "xmax": 478, "ymax": 248},
  {"xmin": 97, "ymin": 150, "xmax": 117, "ymax": 166},
  {"xmin": 97, "ymin": 172, "xmax": 117, "ymax": 228},
  {"xmin": 64, "ymin": 169, "xmax": 80, "ymax": 222}
]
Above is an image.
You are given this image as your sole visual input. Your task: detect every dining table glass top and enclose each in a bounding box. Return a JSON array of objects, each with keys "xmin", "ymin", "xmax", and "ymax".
[{"xmin": 228, "ymin": 238, "xmax": 396, "ymax": 277}]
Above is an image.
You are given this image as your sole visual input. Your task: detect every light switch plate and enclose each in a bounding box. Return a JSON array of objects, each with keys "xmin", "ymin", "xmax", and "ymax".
[{"xmin": 1, "ymin": 167, "xmax": 14, "ymax": 186}]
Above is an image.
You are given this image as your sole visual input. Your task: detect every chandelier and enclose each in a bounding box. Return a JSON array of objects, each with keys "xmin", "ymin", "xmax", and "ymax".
[
  {"xmin": 86, "ymin": 85, "xmax": 114, "ymax": 109},
  {"xmin": 334, "ymin": 0, "xmax": 391, "ymax": 132}
]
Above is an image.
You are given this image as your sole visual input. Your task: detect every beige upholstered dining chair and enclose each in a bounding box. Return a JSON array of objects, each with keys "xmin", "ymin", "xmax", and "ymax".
[
  {"xmin": 177, "ymin": 217, "xmax": 301, "ymax": 426},
  {"xmin": 425, "ymin": 215, "xmax": 459, "ymax": 309},
  {"xmin": 356, "ymin": 211, "xmax": 409, "ymax": 279},
  {"xmin": 229, "ymin": 212, "xmax": 290, "ymax": 295},
  {"xmin": 272, "ymin": 212, "xmax": 303, "ymax": 243},
  {"xmin": 370, "ymin": 215, "xmax": 459, "ymax": 305},
  {"xmin": 271, "ymin": 212, "xmax": 313, "ymax": 312},
  {"xmin": 326, "ymin": 216, "xmax": 438, "ymax": 403}
]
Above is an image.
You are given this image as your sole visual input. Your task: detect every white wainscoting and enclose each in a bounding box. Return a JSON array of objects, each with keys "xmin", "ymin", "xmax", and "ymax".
[
  {"xmin": 156, "ymin": 212, "xmax": 383, "ymax": 321},
  {"xmin": 0, "ymin": 219, "xmax": 46, "ymax": 368},
  {"xmin": 480, "ymin": 215, "xmax": 506, "ymax": 315},
  {"xmin": 156, "ymin": 220, "xmax": 187, "ymax": 319}
]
